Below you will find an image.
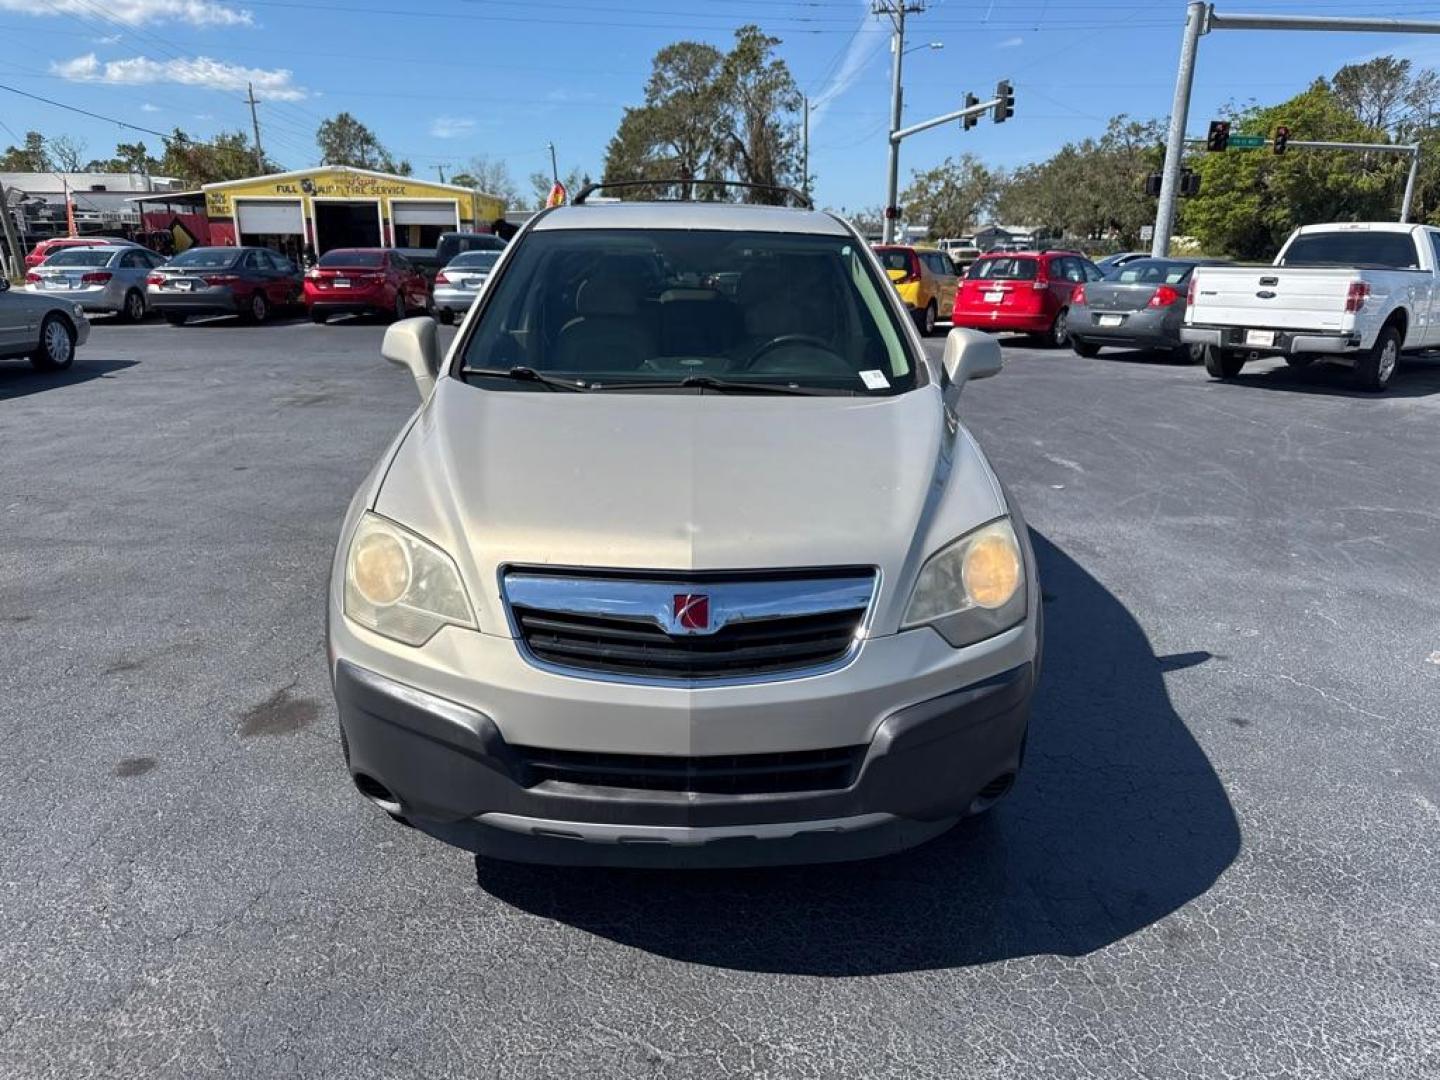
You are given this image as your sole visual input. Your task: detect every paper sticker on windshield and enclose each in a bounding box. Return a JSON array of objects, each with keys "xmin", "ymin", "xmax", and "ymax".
[{"xmin": 859, "ymin": 369, "xmax": 890, "ymax": 390}]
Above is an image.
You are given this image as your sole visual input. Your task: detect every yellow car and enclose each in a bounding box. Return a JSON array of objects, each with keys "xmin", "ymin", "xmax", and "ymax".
[{"xmin": 873, "ymin": 244, "xmax": 958, "ymax": 336}]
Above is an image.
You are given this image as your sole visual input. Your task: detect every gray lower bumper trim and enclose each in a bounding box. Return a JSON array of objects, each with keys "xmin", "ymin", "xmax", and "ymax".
[
  {"xmin": 479, "ymin": 809, "xmax": 897, "ymax": 846},
  {"xmin": 1181, "ymin": 327, "xmax": 1221, "ymax": 346}
]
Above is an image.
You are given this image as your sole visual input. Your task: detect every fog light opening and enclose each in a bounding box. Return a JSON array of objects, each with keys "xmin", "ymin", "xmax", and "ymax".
[
  {"xmin": 967, "ymin": 772, "xmax": 1016, "ymax": 816},
  {"xmin": 352, "ymin": 771, "xmax": 403, "ymax": 814}
]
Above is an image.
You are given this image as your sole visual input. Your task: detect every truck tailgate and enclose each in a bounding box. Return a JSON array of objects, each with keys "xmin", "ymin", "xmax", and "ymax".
[{"xmin": 1188, "ymin": 266, "xmax": 1358, "ymax": 332}]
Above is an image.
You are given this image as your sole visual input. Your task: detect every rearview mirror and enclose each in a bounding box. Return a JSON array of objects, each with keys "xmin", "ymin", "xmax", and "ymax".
[
  {"xmin": 381, "ymin": 316, "xmax": 440, "ymax": 400},
  {"xmin": 940, "ymin": 328, "xmax": 1003, "ymax": 409}
]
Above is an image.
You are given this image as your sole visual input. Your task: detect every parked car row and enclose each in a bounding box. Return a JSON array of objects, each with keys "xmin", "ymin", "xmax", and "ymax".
[{"xmin": 16, "ymin": 238, "xmax": 508, "ymax": 328}]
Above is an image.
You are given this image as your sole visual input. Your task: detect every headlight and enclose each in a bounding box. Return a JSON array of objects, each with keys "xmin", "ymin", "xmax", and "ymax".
[
  {"xmin": 343, "ymin": 512, "xmax": 476, "ymax": 646},
  {"xmin": 902, "ymin": 517, "xmax": 1026, "ymax": 647}
]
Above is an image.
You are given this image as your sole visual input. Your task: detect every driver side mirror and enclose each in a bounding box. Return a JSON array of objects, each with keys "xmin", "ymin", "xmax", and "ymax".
[
  {"xmin": 381, "ymin": 316, "xmax": 440, "ymax": 400},
  {"xmin": 940, "ymin": 328, "xmax": 1003, "ymax": 409}
]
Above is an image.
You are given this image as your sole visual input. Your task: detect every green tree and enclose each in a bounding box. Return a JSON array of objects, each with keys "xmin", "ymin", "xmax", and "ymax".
[
  {"xmin": 0, "ymin": 131, "xmax": 52, "ymax": 172},
  {"xmin": 159, "ymin": 130, "xmax": 277, "ymax": 186},
  {"xmin": 1180, "ymin": 80, "xmax": 1399, "ymax": 258},
  {"xmin": 602, "ymin": 25, "xmax": 804, "ymax": 200},
  {"xmin": 315, "ymin": 112, "xmax": 407, "ymax": 173},
  {"xmin": 901, "ymin": 154, "xmax": 1002, "ymax": 237}
]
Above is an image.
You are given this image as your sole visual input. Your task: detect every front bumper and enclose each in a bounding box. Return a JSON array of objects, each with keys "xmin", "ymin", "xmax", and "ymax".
[
  {"xmin": 1181, "ymin": 325, "xmax": 1361, "ymax": 356},
  {"xmin": 333, "ymin": 656, "xmax": 1034, "ymax": 867}
]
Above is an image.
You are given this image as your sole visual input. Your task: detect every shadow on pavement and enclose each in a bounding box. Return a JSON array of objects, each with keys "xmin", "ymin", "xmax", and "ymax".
[
  {"xmin": 473, "ymin": 532, "xmax": 1239, "ymax": 975},
  {"xmin": 1211, "ymin": 354, "xmax": 1440, "ymax": 399},
  {"xmin": 0, "ymin": 358, "xmax": 138, "ymax": 401}
]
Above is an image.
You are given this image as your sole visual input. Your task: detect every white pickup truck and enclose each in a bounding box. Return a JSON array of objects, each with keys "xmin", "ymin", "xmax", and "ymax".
[{"xmin": 1181, "ymin": 221, "xmax": 1440, "ymax": 392}]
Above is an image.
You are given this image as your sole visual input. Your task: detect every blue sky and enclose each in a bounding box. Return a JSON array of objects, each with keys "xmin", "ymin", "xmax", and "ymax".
[{"xmin": 1, "ymin": 0, "xmax": 1437, "ymax": 209}]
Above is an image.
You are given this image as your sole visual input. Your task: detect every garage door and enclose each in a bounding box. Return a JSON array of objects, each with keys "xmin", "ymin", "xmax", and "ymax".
[
  {"xmin": 391, "ymin": 200, "xmax": 457, "ymax": 227},
  {"xmin": 236, "ymin": 199, "xmax": 304, "ymax": 235}
]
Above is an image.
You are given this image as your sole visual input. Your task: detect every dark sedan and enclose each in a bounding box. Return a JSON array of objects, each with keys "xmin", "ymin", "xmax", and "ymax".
[
  {"xmin": 1069, "ymin": 258, "xmax": 1225, "ymax": 362},
  {"xmin": 146, "ymin": 246, "xmax": 301, "ymax": 325}
]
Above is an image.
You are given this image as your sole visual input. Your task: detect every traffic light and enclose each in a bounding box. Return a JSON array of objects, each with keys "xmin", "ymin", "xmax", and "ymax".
[
  {"xmin": 1207, "ymin": 120, "xmax": 1231, "ymax": 152},
  {"xmin": 1181, "ymin": 169, "xmax": 1201, "ymax": 197},
  {"xmin": 1273, "ymin": 125, "xmax": 1290, "ymax": 155},
  {"xmin": 994, "ymin": 79, "xmax": 1014, "ymax": 123},
  {"xmin": 963, "ymin": 92, "xmax": 979, "ymax": 131},
  {"xmin": 1144, "ymin": 173, "xmax": 1163, "ymax": 197}
]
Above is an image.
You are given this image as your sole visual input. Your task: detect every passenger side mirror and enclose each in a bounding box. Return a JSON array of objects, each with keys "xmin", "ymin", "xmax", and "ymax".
[
  {"xmin": 940, "ymin": 328, "xmax": 1003, "ymax": 409},
  {"xmin": 381, "ymin": 316, "xmax": 440, "ymax": 400}
]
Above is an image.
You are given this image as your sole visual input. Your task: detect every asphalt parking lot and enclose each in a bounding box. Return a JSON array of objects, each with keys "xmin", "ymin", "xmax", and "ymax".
[{"xmin": 2, "ymin": 314, "xmax": 1437, "ymax": 1079}]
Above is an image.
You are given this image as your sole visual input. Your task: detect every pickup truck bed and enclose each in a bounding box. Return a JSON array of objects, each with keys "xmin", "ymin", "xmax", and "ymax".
[{"xmin": 1182, "ymin": 222, "xmax": 1437, "ymax": 392}]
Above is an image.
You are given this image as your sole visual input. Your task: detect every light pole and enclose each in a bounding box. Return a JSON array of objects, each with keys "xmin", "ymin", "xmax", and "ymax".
[{"xmin": 880, "ymin": 1, "xmax": 929, "ymax": 243}]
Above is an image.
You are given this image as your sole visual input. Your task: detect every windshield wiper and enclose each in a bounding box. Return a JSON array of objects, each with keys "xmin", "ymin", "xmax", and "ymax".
[
  {"xmin": 459, "ymin": 365, "xmax": 588, "ymax": 392},
  {"xmin": 587, "ymin": 374, "xmax": 850, "ymax": 396}
]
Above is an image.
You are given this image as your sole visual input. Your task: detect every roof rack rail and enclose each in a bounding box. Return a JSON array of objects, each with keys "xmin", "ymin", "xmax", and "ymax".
[{"xmin": 570, "ymin": 178, "xmax": 813, "ymax": 210}]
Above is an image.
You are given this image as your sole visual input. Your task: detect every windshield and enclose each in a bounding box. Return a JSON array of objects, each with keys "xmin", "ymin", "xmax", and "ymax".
[
  {"xmin": 1279, "ymin": 231, "xmax": 1419, "ymax": 269},
  {"xmin": 1109, "ymin": 259, "xmax": 1195, "ymax": 285},
  {"xmin": 968, "ymin": 256, "xmax": 1038, "ymax": 281},
  {"xmin": 450, "ymin": 251, "xmax": 500, "ymax": 270},
  {"xmin": 44, "ymin": 249, "xmax": 116, "ymax": 267},
  {"xmin": 167, "ymin": 248, "xmax": 241, "ymax": 270},
  {"xmin": 460, "ymin": 228, "xmax": 916, "ymax": 394},
  {"xmin": 319, "ymin": 249, "xmax": 384, "ymax": 268}
]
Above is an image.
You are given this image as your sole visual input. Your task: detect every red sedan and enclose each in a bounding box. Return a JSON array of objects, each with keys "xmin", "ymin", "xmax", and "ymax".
[
  {"xmin": 952, "ymin": 251, "xmax": 1104, "ymax": 348},
  {"xmin": 304, "ymin": 248, "xmax": 430, "ymax": 324},
  {"xmin": 26, "ymin": 235, "xmax": 137, "ymax": 268}
]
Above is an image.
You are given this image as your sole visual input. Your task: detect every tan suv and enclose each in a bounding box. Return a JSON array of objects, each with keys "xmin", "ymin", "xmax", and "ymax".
[
  {"xmin": 872, "ymin": 244, "xmax": 959, "ymax": 335},
  {"xmin": 328, "ymin": 193, "xmax": 1041, "ymax": 867}
]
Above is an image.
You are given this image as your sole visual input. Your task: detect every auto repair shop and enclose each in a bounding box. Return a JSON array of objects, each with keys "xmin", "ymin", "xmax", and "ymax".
[{"xmin": 197, "ymin": 166, "xmax": 507, "ymax": 256}]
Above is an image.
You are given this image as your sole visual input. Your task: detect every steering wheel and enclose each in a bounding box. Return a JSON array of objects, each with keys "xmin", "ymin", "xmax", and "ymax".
[{"xmin": 732, "ymin": 334, "xmax": 845, "ymax": 373}]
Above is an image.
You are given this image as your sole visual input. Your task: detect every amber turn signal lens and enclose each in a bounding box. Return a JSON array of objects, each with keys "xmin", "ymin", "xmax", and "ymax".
[{"xmin": 961, "ymin": 531, "xmax": 1021, "ymax": 609}]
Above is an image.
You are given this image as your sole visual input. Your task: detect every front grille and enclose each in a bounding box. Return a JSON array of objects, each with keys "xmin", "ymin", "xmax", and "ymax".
[
  {"xmin": 515, "ymin": 744, "xmax": 865, "ymax": 795},
  {"xmin": 512, "ymin": 605, "xmax": 866, "ymax": 680}
]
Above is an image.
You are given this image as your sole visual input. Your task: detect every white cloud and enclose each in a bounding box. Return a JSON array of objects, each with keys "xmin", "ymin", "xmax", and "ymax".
[
  {"xmin": 92, "ymin": 33, "xmax": 123, "ymax": 44},
  {"xmin": 51, "ymin": 53, "xmax": 306, "ymax": 100},
  {"xmin": 140, "ymin": 102, "xmax": 160, "ymax": 112},
  {"xmin": 0, "ymin": 0, "xmax": 252, "ymax": 27},
  {"xmin": 998, "ymin": 36, "xmax": 1024, "ymax": 49},
  {"xmin": 429, "ymin": 115, "xmax": 476, "ymax": 139},
  {"xmin": 809, "ymin": 2, "xmax": 889, "ymax": 131}
]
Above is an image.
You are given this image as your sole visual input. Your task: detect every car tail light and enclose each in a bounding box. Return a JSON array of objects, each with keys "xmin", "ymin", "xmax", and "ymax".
[
  {"xmin": 1345, "ymin": 281, "xmax": 1370, "ymax": 314},
  {"xmin": 434, "ymin": 271, "xmax": 450, "ymax": 285},
  {"xmin": 80, "ymin": 271, "xmax": 113, "ymax": 284},
  {"xmin": 1073, "ymin": 285, "xmax": 1088, "ymax": 306},
  {"xmin": 1187, "ymin": 275, "xmax": 1198, "ymax": 307},
  {"xmin": 146, "ymin": 273, "xmax": 164, "ymax": 286},
  {"xmin": 203, "ymin": 274, "xmax": 240, "ymax": 285},
  {"xmin": 25, "ymin": 271, "xmax": 41, "ymax": 284},
  {"xmin": 1148, "ymin": 284, "xmax": 1180, "ymax": 308}
]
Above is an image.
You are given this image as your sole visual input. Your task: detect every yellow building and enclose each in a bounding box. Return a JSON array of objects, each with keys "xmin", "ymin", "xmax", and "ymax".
[{"xmin": 200, "ymin": 166, "xmax": 507, "ymax": 255}]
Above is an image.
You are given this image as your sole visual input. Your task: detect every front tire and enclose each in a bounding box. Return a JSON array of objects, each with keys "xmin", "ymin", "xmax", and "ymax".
[
  {"xmin": 1204, "ymin": 345, "xmax": 1245, "ymax": 379},
  {"xmin": 1353, "ymin": 324, "xmax": 1399, "ymax": 392},
  {"xmin": 30, "ymin": 315, "xmax": 76, "ymax": 371},
  {"xmin": 120, "ymin": 289, "xmax": 146, "ymax": 323},
  {"xmin": 1048, "ymin": 308, "xmax": 1070, "ymax": 348},
  {"xmin": 1072, "ymin": 338, "xmax": 1101, "ymax": 358}
]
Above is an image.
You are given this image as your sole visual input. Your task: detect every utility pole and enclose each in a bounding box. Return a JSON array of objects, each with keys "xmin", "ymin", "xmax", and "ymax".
[
  {"xmin": 802, "ymin": 94, "xmax": 809, "ymax": 203},
  {"xmin": 245, "ymin": 82, "xmax": 266, "ymax": 174},
  {"xmin": 879, "ymin": 1, "xmax": 924, "ymax": 243},
  {"xmin": 436, "ymin": 165, "xmax": 447, "ymax": 183}
]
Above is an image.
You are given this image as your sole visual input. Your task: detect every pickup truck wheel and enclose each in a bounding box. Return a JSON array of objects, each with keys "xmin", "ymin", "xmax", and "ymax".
[
  {"xmin": 30, "ymin": 314, "xmax": 76, "ymax": 371},
  {"xmin": 1284, "ymin": 354, "xmax": 1316, "ymax": 368},
  {"xmin": 1353, "ymin": 325, "xmax": 1400, "ymax": 392},
  {"xmin": 1203, "ymin": 345, "xmax": 1245, "ymax": 379},
  {"xmin": 1172, "ymin": 342, "xmax": 1206, "ymax": 365},
  {"xmin": 1072, "ymin": 338, "xmax": 1101, "ymax": 358}
]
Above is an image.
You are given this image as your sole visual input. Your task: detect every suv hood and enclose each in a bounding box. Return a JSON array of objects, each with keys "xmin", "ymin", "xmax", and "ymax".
[{"xmin": 374, "ymin": 378, "xmax": 1007, "ymax": 636}]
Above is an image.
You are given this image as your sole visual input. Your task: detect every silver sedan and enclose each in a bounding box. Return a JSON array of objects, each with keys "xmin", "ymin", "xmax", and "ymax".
[
  {"xmin": 432, "ymin": 250, "xmax": 500, "ymax": 325},
  {"xmin": 26, "ymin": 244, "xmax": 166, "ymax": 322}
]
